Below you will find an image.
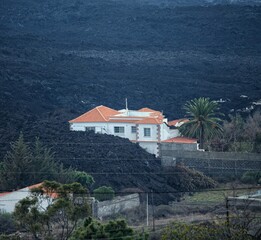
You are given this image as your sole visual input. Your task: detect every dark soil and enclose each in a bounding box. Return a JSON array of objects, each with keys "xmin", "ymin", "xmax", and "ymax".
[{"xmin": 0, "ymin": 0, "xmax": 260, "ymax": 203}]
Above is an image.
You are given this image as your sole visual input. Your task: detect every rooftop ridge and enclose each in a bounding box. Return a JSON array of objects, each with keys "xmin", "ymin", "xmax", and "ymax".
[{"xmin": 96, "ymin": 105, "xmax": 107, "ymax": 121}]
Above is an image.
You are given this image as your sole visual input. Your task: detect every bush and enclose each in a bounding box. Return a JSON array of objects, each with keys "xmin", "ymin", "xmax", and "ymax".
[
  {"xmin": 0, "ymin": 235, "xmax": 20, "ymax": 240},
  {"xmin": 71, "ymin": 217, "xmax": 148, "ymax": 240},
  {"xmin": 241, "ymin": 171, "xmax": 261, "ymax": 184},
  {"xmin": 71, "ymin": 171, "xmax": 94, "ymax": 188},
  {"xmin": 93, "ymin": 186, "xmax": 115, "ymax": 201},
  {"xmin": 0, "ymin": 211, "xmax": 17, "ymax": 234},
  {"xmin": 154, "ymin": 205, "xmax": 175, "ymax": 218}
]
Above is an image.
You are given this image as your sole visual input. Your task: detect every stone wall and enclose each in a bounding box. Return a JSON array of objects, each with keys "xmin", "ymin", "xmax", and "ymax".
[
  {"xmin": 160, "ymin": 143, "xmax": 261, "ymax": 176},
  {"xmin": 93, "ymin": 193, "xmax": 140, "ymax": 219}
]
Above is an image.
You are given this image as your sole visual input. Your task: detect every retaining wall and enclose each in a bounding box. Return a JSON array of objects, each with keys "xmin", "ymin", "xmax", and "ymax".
[
  {"xmin": 160, "ymin": 143, "xmax": 261, "ymax": 176},
  {"xmin": 93, "ymin": 193, "xmax": 140, "ymax": 219}
]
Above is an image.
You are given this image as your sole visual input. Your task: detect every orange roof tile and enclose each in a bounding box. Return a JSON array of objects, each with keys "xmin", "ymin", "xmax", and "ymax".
[
  {"xmin": 0, "ymin": 192, "xmax": 10, "ymax": 197},
  {"xmin": 28, "ymin": 182, "xmax": 58, "ymax": 199},
  {"xmin": 69, "ymin": 105, "xmax": 119, "ymax": 123},
  {"xmin": 28, "ymin": 183, "xmax": 43, "ymax": 190},
  {"xmin": 138, "ymin": 107, "xmax": 157, "ymax": 112},
  {"xmin": 70, "ymin": 105, "xmax": 166, "ymax": 124},
  {"xmin": 168, "ymin": 119, "xmax": 189, "ymax": 126},
  {"xmin": 0, "ymin": 183, "xmax": 58, "ymax": 199},
  {"xmin": 137, "ymin": 118, "xmax": 162, "ymax": 124},
  {"xmin": 138, "ymin": 107, "xmax": 162, "ymax": 116},
  {"xmin": 162, "ymin": 137, "xmax": 197, "ymax": 143}
]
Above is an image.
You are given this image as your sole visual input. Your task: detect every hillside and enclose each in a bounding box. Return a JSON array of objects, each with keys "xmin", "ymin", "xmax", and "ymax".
[{"xmin": 0, "ymin": 0, "xmax": 261, "ymax": 202}]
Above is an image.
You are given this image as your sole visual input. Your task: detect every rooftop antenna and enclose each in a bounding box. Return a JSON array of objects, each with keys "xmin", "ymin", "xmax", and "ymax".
[{"xmin": 125, "ymin": 98, "xmax": 128, "ymax": 111}]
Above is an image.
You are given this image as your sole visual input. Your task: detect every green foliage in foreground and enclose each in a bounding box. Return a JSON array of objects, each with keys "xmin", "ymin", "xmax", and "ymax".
[
  {"xmin": 93, "ymin": 186, "xmax": 115, "ymax": 201},
  {"xmin": 241, "ymin": 171, "xmax": 261, "ymax": 184},
  {"xmin": 0, "ymin": 211, "xmax": 16, "ymax": 235},
  {"xmin": 161, "ymin": 222, "xmax": 254, "ymax": 240},
  {"xmin": 70, "ymin": 217, "xmax": 148, "ymax": 240},
  {"xmin": 71, "ymin": 171, "xmax": 95, "ymax": 188},
  {"xmin": 0, "ymin": 235, "xmax": 20, "ymax": 240},
  {"xmin": 0, "ymin": 133, "xmax": 94, "ymax": 190},
  {"xmin": 14, "ymin": 181, "xmax": 91, "ymax": 240}
]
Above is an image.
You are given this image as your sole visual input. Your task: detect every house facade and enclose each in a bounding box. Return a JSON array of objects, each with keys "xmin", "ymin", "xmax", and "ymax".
[
  {"xmin": 0, "ymin": 183, "xmax": 56, "ymax": 213},
  {"xmin": 69, "ymin": 105, "xmax": 198, "ymax": 156}
]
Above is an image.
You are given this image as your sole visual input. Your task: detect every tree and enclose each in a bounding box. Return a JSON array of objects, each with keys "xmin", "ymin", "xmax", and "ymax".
[
  {"xmin": 70, "ymin": 217, "xmax": 148, "ymax": 240},
  {"xmin": 208, "ymin": 111, "xmax": 261, "ymax": 153},
  {"xmin": 71, "ymin": 171, "xmax": 94, "ymax": 188},
  {"xmin": 0, "ymin": 134, "xmax": 93, "ymax": 190},
  {"xmin": 0, "ymin": 210, "xmax": 17, "ymax": 235},
  {"xmin": 179, "ymin": 97, "xmax": 223, "ymax": 149},
  {"xmin": 14, "ymin": 181, "xmax": 91, "ymax": 240},
  {"xmin": 0, "ymin": 133, "xmax": 32, "ymax": 190},
  {"xmin": 93, "ymin": 186, "xmax": 115, "ymax": 201}
]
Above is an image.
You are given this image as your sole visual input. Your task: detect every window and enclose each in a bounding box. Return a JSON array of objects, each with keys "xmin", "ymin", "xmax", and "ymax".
[
  {"xmin": 131, "ymin": 126, "xmax": 137, "ymax": 133},
  {"xmin": 114, "ymin": 126, "xmax": 124, "ymax": 134},
  {"xmin": 85, "ymin": 127, "xmax": 95, "ymax": 132},
  {"xmin": 144, "ymin": 128, "xmax": 151, "ymax": 137}
]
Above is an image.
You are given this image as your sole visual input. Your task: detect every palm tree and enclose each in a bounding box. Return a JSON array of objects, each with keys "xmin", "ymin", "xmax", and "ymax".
[{"xmin": 179, "ymin": 97, "xmax": 223, "ymax": 149}]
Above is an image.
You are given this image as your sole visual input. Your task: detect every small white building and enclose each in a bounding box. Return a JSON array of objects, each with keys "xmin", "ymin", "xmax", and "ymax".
[
  {"xmin": 0, "ymin": 183, "xmax": 56, "ymax": 213},
  {"xmin": 69, "ymin": 105, "xmax": 197, "ymax": 156}
]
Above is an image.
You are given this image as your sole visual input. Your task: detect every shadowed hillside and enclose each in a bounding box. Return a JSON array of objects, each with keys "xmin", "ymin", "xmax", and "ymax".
[{"xmin": 0, "ymin": 0, "xmax": 260, "ymax": 202}]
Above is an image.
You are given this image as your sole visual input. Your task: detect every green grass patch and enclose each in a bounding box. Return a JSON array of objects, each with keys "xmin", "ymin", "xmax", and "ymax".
[{"xmin": 183, "ymin": 183, "xmax": 256, "ymax": 205}]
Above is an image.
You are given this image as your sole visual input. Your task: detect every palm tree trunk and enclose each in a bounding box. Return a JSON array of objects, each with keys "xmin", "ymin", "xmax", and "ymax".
[{"xmin": 199, "ymin": 124, "xmax": 204, "ymax": 149}]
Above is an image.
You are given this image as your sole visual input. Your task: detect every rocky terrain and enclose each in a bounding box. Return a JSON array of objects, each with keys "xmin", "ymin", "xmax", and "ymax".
[{"xmin": 0, "ymin": 0, "xmax": 261, "ymax": 202}]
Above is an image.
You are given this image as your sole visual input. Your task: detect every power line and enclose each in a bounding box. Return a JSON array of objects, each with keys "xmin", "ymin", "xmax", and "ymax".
[
  {"xmin": 0, "ymin": 171, "xmax": 258, "ymax": 175},
  {"xmin": 0, "ymin": 186, "xmax": 260, "ymax": 195}
]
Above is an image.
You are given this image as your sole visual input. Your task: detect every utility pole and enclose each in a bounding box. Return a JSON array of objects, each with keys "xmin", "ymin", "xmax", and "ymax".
[
  {"xmin": 146, "ymin": 192, "xmax": 149, "ymax": 227},
  {"xmin": 226, "ymin": 197, "xmax": 231, "ymax": 236},
  {"xmin": 151, "ymin": 190, "xmax": 155, "ymax": 231}
]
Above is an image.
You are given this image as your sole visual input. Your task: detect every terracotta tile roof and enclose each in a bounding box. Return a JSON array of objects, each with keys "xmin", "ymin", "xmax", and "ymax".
[
  {"xmin": 69, "ymin": 105, "xmax": 119, "ymax": 123},
  {"xmin": 138, "ymin": 107, "xmax": 158, "ymax": 113},
  {"xmin": 70, "ymin": 106, "xmax": 165, "ymax": 125},
  {"xmin": 0, "ymin": 192, "xmax": 10, "ymax": 197},
  {"xmin": 168, "ymin": 119, "xmax": 189, "ymax": 127},
  {"xmin": 162, "ymin": 137, "xmax": 197, "ymax": 143},
  {"xmin": 28, "ymin": 182, "xmax": 58, "ymax": 199},
  {"xmin": 138, "ymin": 107, "xmax": 162, "ymax": 116},
  {"xmin": 0, "ymin": 183, "xmax": 58, "ymax": 199},
  {"xmin": 28, "ymin": 183, "xmax": 43, "ymax": 190},
  {"xmin": 137, "ymin": 118, "xmax": 162, "ymax": 124}
]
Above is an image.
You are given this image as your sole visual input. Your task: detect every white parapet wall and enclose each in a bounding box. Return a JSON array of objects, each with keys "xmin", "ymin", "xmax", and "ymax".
[{"xmin": 94, "ymin": 193, "xmax": 140, "ymax": 219}]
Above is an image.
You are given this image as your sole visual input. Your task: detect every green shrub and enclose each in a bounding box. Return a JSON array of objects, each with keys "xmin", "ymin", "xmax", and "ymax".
[
  {"xmin": 0, "ymin": 235, "xmax": 20, "ymax": 240},
  {"xmin": 71, "ymin": 171, "xmax": 94, "ymax": 188},
  {"xmin": 71, "ymin": 217, "xmax": 148, "ymax": 240},
  {"xmin": 154, "ymin": 205, "xmax": 175, "ymax": 218},
  {"xmin": 93, "ymin": 186, "xmax": 115, "ymax": 201},
  {"xmin": 0, "ymin": 211, "xmax": 17, "ymax": 234},
  {"xmin": 241, "ymin": 171, "xmax": 261, "ymax": 184}
]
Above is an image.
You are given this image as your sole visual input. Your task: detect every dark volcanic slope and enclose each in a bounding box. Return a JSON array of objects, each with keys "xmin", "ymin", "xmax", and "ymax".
[
  {"xmin": 0, "ymin": 0, "xmax": 261, "ymax": 200},
  {"xmin": 1, "ymin": 0, "xmax": 260, "ymax": 121}
]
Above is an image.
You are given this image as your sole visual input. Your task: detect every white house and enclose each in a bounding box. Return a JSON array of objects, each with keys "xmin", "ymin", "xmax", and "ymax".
[
  {"xmin": 69, "ymin": 105, "xmax": 198, "ymax": 156},
  {"xmin": 0, "ymin": 183, "xmax": 56, "ymax": 213}
]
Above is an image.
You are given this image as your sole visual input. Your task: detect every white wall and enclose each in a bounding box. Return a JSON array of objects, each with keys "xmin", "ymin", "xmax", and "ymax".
[
  {"xmin": 70, "ymin": 122, "xmax": 137, "ymax": 140},
  {"xmin": 138, "ymin": 142, "xmax": 159, "ymax": 156},
  {"xmin": 70, "ymin": 122, "xmax": 107, "ymax": 133},
  {"xmin": 160, "ymin": 123, "xmax": 179, "ymax": 140},
  {"xmin": 137, "ymin": 124, "xmax": 158, "ymax": 141},
  {"xmin": 0, "ymin": 188, "xmax": 52, "ymax": 213},
  {"xmin": 70, "ymin": 122, "xmax": 180, "ymax": 156}
]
